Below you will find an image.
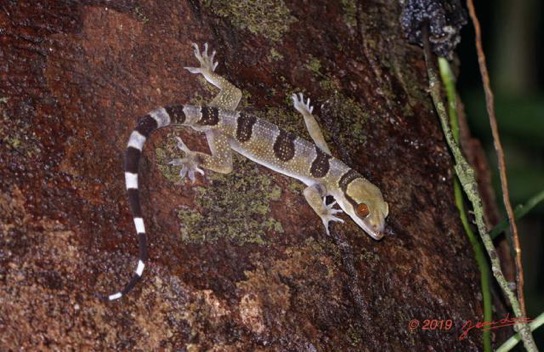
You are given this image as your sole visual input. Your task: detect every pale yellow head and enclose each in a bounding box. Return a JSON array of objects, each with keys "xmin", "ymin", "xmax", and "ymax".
[{"xmin": 335, "ymin": 177, "xmax": 389, "ymax": 240}]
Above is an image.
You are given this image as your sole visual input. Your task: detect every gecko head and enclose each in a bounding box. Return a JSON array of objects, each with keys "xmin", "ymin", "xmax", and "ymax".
[{"xmin": 336, "ymin": 177, "xmax": 389, "ymax": 240}]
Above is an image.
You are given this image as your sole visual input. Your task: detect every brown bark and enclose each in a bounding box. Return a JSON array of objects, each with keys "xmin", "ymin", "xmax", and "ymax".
[{"xmin": 0, "ymin": 1, "xmax": 496, "ymax": 350}]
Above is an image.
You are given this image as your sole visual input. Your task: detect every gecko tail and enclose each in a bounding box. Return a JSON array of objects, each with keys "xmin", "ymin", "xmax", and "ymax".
[{"xmin": 102, "ymin": 105, "xmax": 187, "ymax": 301}]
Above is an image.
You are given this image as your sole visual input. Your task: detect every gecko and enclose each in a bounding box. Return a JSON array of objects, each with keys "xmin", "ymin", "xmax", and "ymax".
[{"xmin": 105, "ymin": 43, "xmax": 389, "ymax": 301}]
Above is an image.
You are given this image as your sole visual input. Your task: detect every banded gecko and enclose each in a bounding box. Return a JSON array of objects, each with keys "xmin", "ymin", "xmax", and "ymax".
[{"xmin": 105, "ymin": 43, "xmax": 389, "ymax": 301}]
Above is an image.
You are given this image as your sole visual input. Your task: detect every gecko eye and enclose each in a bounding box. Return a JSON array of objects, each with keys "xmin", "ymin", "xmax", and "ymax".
[{"xmin": 356, "ymin": 203, "xmax": 370, "ymax": 218}]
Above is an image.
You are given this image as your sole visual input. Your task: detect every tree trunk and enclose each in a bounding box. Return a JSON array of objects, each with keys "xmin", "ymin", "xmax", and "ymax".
[{"xmin": 1, "ymin": 1, "xmax": 498, "ymax": 350}]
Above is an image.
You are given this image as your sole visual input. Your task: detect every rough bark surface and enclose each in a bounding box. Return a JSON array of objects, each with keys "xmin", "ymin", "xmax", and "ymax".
[{"xmin": 1, "ymin": 1, "xmax": 487, "ymax": 350}]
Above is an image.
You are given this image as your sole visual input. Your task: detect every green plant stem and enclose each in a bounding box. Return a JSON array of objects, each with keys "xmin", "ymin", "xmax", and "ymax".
[
  {"xmin": 491, "ymin": 188, "xmax": 544, "ymax": 239},
  {"xmin": 496, "ymin": 311, "xmax": 544, "ymax": 352},
  {"xmin": 424, "ymin": 50, "xmax": 536, "ymax": 350},
  {"xmin": 453, "ymin": 180, "xmax": 493, "ymax": 351},
  {"xmin": 439, "ymin": 58, "xmax": 493, "ymax": 351}
]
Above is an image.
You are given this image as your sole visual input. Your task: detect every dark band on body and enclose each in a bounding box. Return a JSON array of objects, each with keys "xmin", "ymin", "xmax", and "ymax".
[
  {"xmin": 273, "ymin": 129, "xmax": 296, "ymax": 162},
  {"xmin": 198, "ymin": 106, "xmax": 220, "ymax": 125},
  {"xmin": 310, "ymin": 146, "xmax": 331, "ymax": 178},
  {"xmin": 236, "ymin": 113, "xmax": 257, "ymax": 143}
]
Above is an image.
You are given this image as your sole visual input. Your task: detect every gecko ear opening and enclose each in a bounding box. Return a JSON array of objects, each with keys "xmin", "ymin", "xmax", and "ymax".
[{"xmin": 356, "ymin": 203, "xmax": 370, "ymax": 218}]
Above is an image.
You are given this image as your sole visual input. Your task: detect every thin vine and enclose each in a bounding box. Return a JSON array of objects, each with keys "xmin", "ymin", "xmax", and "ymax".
[{"xmin": 422, "ymin": 36, "xmax": 537, "ymax": 349}]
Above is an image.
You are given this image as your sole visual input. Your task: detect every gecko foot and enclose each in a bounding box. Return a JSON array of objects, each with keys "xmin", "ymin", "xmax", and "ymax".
[
  {"xmin": 184, "ymin": 43, "xmax": 218, "ymax": 75},
  {"xmin": 320, "ymin": 200, "xmax": 344, "ymax": 235},
  {"xmin": 292, "ymin": 93, "xmax": 314, "ymax": 115},
  {"xmin": 169, "ymin": 137, "xmax": 204, "ymax": 183}
]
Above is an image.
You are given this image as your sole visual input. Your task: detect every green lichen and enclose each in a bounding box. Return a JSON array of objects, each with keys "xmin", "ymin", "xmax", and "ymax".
[
  {"xmin": 154, "ymin": 131, "xmax": 195, "ymax": 183},
  {"xmin": 287, "ymin": 179, "xmax": 305, "ymax": 194},
  {"xmin": 0, "ymin": 105, "xmax": 38, "ymax": 157},
  {"xmin": 190, "ymin": 80, "xmax": 220, "ymax": 106},
  {"xmin": 305, "ymin": 56, "xmax": 323, "ymax": 76},
  {"xmin": 165, "ymin": 150, "xmax": 284, "ymax": 245},
  {"xmin": 259, "ymin": 106, "xmax": 305, "ymax": 136},
  {"xmin": 347, "ymin": 323, "xmax": 363, "ymax": 346},
  {"xmin": 324, "ymin": 93, "xmax": 369, "ymax": 148},
  {"xmin": 133, "ymin": 6, "xmax": 149, "ymax": 23},
  {"xmin": 340, "ymin": 0, "xmax": 357, "ymax": 28},
  {"xmin": 358, "ymin": 247, "xmax": 379, "ymax": 266},
  {"xmin": 301, "ymin": 237, "xmax": 334, "ymax": 266},
  {"xmin": 203, "ymin": 0, "xmax": 296, "ymax": 42},
  {"xmin": 155, "ymin": 129, "xmax": 285, "ymax": 245},
  {"xmin": 301, "ymin": 56, "xmax": 370, "ymax": 149},
  {"xmin": 269, "ymin": 48, "xmax": 284, "ymax": 62}
]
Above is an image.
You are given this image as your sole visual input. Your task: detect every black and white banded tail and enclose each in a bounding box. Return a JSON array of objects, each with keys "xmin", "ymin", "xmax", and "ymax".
[{"xmin": 105, "ymin": 105, "xmax": 187, "ymax": 301}]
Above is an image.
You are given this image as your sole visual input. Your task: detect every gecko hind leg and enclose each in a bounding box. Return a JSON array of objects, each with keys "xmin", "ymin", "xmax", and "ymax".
[
  {"xmin": 185, "ymin": 43, "xmax": 242, "ymax": 111},
  {"xmin": 169, "ymin": 137, "xmax": 204, "ymax": 183},
  {"xmin": 170, "ymin": 130, "xmax": 234, "ymax": 183},
  {"xmin": 170, "ymin": 43, "xmax": 237, "ymax": 182}
]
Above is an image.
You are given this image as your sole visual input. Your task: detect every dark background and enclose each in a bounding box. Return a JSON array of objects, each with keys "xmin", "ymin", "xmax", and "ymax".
[{"xmin": 458, "ymin": 0, "xmax": 543, "ymax": 347}]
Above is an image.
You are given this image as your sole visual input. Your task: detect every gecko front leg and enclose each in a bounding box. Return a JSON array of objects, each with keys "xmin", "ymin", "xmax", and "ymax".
[
  {"xmin": 303, "ymin": 183, "xmax": 344, "ymax": 235},
  {"xmin": 292, "ymin": 93, "xmax": 331, "ymax": 155}
]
